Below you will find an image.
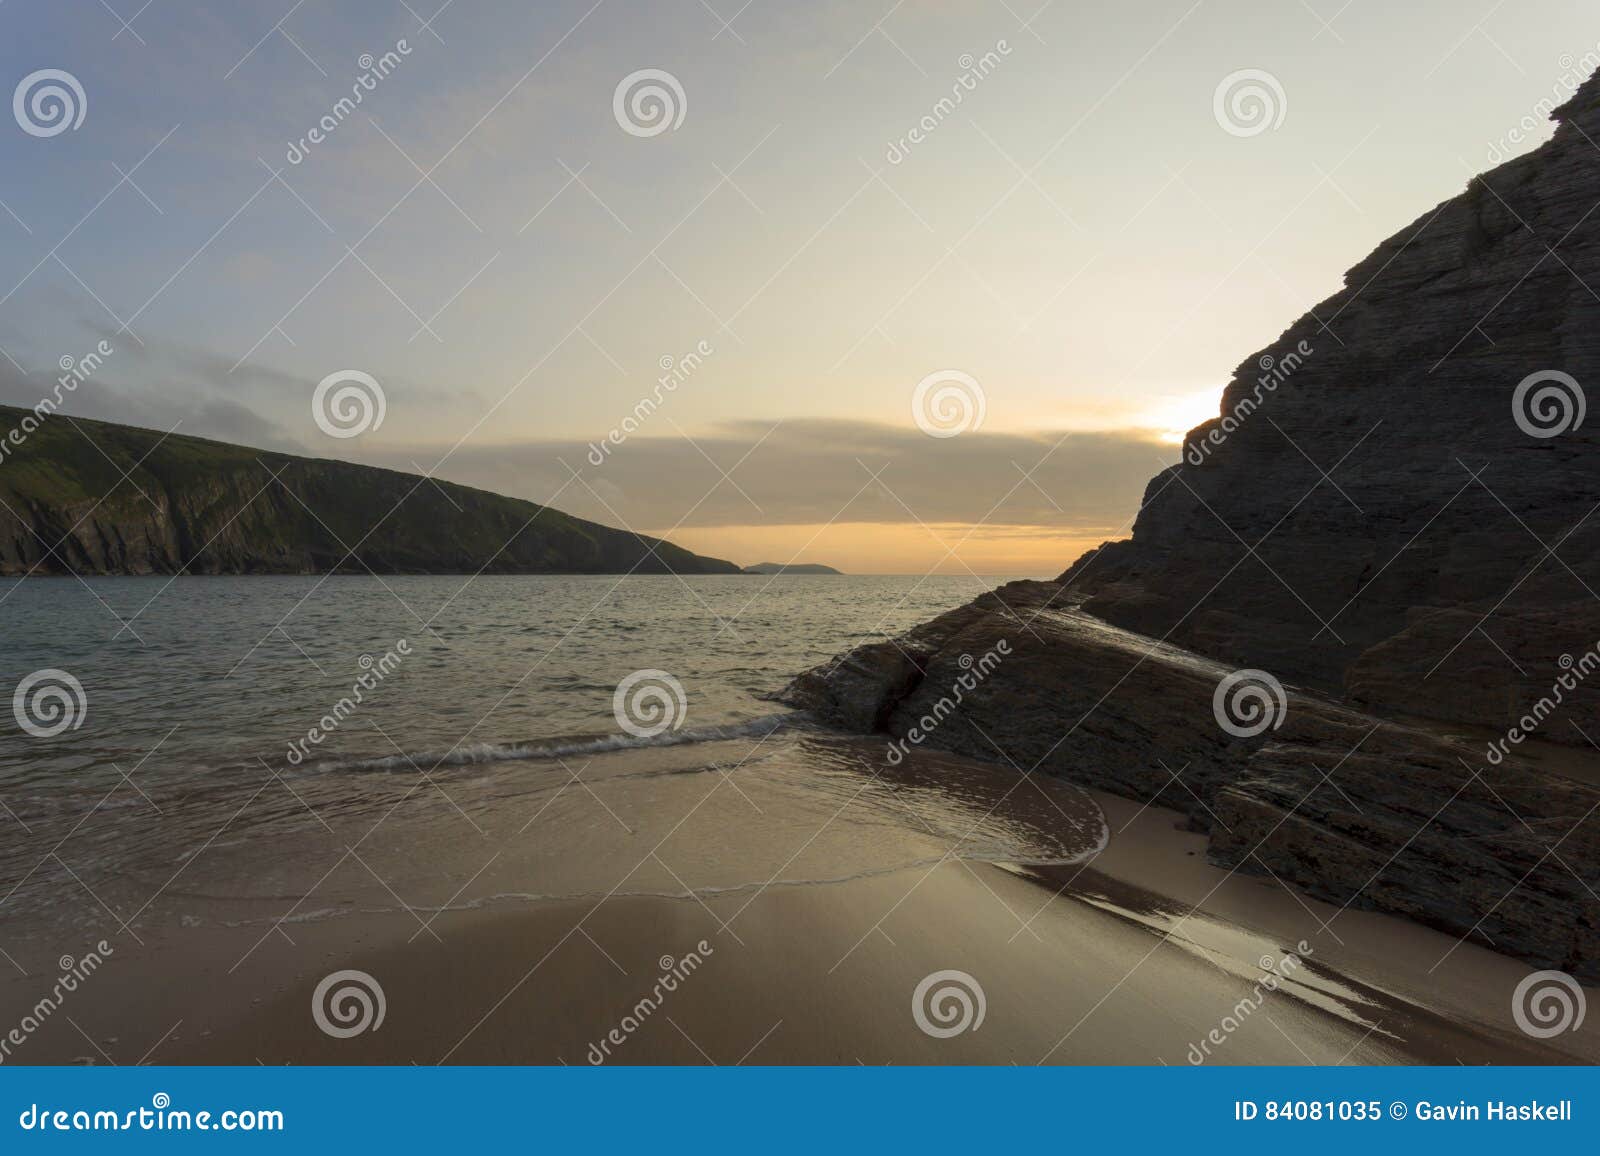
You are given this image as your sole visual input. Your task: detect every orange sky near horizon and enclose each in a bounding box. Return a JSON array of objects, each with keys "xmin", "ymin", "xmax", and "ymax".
[{"xmin": 663, "ymin": 521, "xmax": 1122, "ymax": 576}]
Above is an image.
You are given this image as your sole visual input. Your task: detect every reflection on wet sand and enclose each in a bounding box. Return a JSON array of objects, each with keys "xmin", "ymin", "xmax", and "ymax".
[{"xmin": 0, "ymin": 727, "xmax": 1590, "ymax": 1064}]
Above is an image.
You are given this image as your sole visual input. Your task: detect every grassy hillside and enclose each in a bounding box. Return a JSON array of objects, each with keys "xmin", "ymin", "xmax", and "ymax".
[{"xmin": 0, "ymin": 405, "xmax": 739, "ymax": 576}]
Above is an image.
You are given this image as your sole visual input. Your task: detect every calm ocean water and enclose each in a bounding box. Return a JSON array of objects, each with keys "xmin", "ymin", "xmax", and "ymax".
[
  {"xmin": 0, "ymin": 574, "xmax": 1108, "ymax": 945},
  {"xmin": 1, "ymin": 574, "xmax": 1032, "ymax": 785}
]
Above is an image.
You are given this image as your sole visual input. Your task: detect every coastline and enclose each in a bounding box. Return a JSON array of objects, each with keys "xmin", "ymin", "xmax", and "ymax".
[{"xmin": 4, "ymin": 785, "xmax": 1586, "ymax": 1066}]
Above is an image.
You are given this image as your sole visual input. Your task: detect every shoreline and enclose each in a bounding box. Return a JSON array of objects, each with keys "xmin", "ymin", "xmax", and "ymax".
[{"xmin": 3, "ymin": 786, "xmax": 1587, "ymax": 1066}]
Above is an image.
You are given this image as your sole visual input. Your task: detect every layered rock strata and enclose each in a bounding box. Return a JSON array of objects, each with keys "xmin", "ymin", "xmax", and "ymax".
[{"xmin": 788, "ymin": 74, "xmax": 1600, "ymax": 976}]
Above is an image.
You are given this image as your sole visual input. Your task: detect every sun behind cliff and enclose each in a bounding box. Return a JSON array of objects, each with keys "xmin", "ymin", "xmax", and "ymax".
[{"xmin": 1139, "ymin": 386, "xmax": 1227, "ymax": 444}]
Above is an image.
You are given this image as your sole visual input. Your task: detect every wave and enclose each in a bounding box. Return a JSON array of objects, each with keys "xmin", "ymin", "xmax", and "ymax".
[{"xmin": 290, "ymin": 711, "xmax": 807, "ymax": 776}]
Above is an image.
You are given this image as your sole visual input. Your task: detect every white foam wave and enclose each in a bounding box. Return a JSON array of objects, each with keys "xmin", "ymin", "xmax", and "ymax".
[{"xmin": 294, "ymin": 712, "xmax": 803, "ymax": 775}]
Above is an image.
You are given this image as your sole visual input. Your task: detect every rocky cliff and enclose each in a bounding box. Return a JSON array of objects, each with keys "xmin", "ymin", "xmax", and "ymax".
[
  {"xmin": 0, "ymin": 406, "xmax": 738, "ymax": 576},
  {"xmin": 786, "ymin": 583, "xmax": 1598, "ymax": 975},
  {"xmin": 787, "ymin": 73, "xmax": 1600, "ymax": 976},
  {"xmin": 1068, "ymin": 72, "xmax": 1600, "ymax": 734}
]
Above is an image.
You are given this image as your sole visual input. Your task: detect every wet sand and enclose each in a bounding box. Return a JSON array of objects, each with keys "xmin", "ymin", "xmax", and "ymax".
[{"xmin": 4, "ymin": 785, "xmax": 1590, "ymax": 1066}]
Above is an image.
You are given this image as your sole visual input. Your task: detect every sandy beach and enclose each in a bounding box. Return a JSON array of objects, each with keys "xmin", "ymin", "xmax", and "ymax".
[
  {"xmin": 5, "ymin": 767, "xmax": 1589, "ymax": 1067},
  {"xmin": 11, "ymin": 0, "xmax": 1600, "ymax": 1114}
]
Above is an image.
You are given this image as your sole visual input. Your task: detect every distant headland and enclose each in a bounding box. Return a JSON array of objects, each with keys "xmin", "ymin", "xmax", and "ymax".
[
  {"xmin": 0, "ymin": 404, "xmax": 738, "ymax": 577},
  {"xmin": 741, "ymin": 562, "xmax": 842, "ymax": 575}
]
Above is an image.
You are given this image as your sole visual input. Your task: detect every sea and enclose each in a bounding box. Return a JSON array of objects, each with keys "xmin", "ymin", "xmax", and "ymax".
[{"xmin": 0, "ymin": 574, "xmax": 1109, "ymax": 948}]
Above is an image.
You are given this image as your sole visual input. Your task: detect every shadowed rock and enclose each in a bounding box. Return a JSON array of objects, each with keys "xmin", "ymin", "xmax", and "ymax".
[
  {"xmin": 1065, "ymin": 73, "xmax": 1600, "ymax": 724},
  {"xmin": 785, "ymin": 582, "xmax": 1599, "ymax": 976},
  {"xmin": 787, "ymin": 73, "xmax": 1600, "ymax": 977}
]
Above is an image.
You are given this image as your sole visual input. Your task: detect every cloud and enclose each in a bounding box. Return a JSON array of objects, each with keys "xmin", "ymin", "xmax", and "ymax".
[
  {"xmin": 0, "ymin": 325, "xmax": 1170, "ymax": 559},
  {"xmin": 0, "ymin": 325, "xmax": 308, "ymax": 454},
  {"xmin": 366, "ymin": 417, "xmax": 1173, "ymax": 534}
]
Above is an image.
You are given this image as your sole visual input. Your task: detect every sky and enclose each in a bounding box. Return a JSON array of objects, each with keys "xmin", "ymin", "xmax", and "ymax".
[{"xmin": 0, "ymin": 0, "xmax": 1596, "ymax": 573}]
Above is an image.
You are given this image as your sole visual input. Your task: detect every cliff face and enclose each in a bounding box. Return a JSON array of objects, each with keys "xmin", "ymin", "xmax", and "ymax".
[
  {"xmin": 0, "ymin": 407, "xmax": 739, "ymax": 576},
  {"xmin": 787, "ymin": 73, "xmax": 1600, "ymax": 976},
  {"xmin": 1066, "ymin": 73, "xmax": 1600, "ymax": 735}
]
